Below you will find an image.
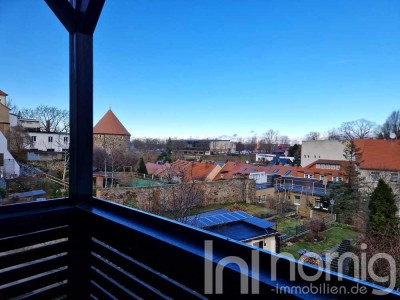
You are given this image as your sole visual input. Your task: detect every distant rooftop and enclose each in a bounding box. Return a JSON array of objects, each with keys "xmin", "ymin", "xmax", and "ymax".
[{"xmin": 93, "ymin": 109, "xmax": 130, "ymax": 136}]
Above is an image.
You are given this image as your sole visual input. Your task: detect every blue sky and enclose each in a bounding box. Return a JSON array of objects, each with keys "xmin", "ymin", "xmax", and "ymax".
[{"xmin": 1, "ymin": 0, "xmax": 399, "ymax": 141}]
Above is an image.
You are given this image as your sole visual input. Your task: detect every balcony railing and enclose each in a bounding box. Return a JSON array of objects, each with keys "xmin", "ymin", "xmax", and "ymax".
[{"xmin": 1, "ymin": 197, "xmax": 399, "ymax": 299}]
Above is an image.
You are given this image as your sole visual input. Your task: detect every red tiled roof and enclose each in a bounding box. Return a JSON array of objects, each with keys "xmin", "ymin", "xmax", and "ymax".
[
  {"xmin": 146, "ymin": 160, "xmax": 217, "ymax": 182},
  {"xmin": 93, "ymin": 109, "xmax": 130, "ymax": 136},
  {"xmin": 0, "ymin": 90, "xmax": 8, "ymax": 96},
  {"xmin": 355, "ymin": 139, "xmax": 400, "ymax": 171}
]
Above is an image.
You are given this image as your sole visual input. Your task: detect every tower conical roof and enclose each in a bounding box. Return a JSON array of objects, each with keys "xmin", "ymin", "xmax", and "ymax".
[{"xmin": 93, "ymin": 109, "xmax": 130, "ymax": 136}]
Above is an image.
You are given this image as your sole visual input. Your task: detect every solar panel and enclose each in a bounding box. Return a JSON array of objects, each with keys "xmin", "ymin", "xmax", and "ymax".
[
  {"xmin": 236, "ymin": 211, "xmax": 251, "ymax": 218},
  {"xmin": 242, "ymin": 168, "xmax": 247, "ymax": 172},
  {"xmin": 284, "ymin": 170, "xmax": 291, "ymax": 176},
  {"xmin": 194, "ymin": 211, "xmax": 250, "ymax": 228},
  {"xmin": 244, "ymin": 217, "xmax": 275, "ymax": 229}
]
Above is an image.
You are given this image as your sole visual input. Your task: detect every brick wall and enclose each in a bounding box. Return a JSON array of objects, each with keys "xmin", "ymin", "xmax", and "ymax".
[{"xmin": 96, "ymin": 179, "xmax": 256, "ymax": 210}]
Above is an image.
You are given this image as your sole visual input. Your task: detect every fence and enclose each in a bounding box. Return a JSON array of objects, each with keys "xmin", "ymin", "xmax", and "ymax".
[{"xmin": 278, "ymin": 214, "xmax": 336, "ymax": 243}]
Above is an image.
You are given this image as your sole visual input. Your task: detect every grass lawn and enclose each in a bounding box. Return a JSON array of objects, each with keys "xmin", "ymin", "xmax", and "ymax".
[
  {"xmin": 280, "ymin": 224, "xmax": 358, "ymax": 259},
  {"xmin": 276, "ymin": 218, "xmax": 304, "ymax": 233}
]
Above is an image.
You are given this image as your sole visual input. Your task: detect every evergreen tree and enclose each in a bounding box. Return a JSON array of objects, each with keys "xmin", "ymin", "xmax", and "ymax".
[
  {"xmin": 157, "ymin": 148, "xmax": 172, "ymax": 163},
  {"xmin": 166, "ymin": 137, "xmax": 172, "ymax": 149},
  {"xmin": 329, "ymin": 139, "xmax": 364, "ymax": 224},
  {"xmin": 138, "ymin": 157, "xmax": 148, "ymax": 174},
  {"xmin": 368, "ymin": 179, "xmax": 398, "ymax": 235},
  {"xmin": 288, "ymin": 144, "xmax": 301, "ymax": 166}
]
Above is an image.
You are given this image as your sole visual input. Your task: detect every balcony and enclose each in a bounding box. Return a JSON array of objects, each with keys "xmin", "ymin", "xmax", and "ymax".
[
  {"xmin": 2, "ymin": 196, "xmax": 400, "ymax": 299},
  {"xmin": 1, "ymin": 0, "xmax": 399, "ymax": 298}
]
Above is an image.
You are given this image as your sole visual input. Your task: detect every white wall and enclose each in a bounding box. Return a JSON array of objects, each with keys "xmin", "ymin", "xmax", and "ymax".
[
  {"xmin": 249, "ymin": 171, "xmax": 268, "ymax": 184},
  {"xmin": 9, "ymin": 114, "xmax": 18, "ymax": 127},
  {"xmin": 209, "ymin": 140, "xmax": 232, "ymax": 153},
  {"xmin": 19, "ymin": 119, "xmax": 40, "ymax": 130},
  {"xmin": 247, "ymin": 236, "xmax": 276, "ymax": 253},
  {"xmin": 0, "ymin": 131, "xmax": 20, "ymax": 177},
  {"xmin": 0, "ymin": 95, "xmax": 6, "ymax": 106},
  {"xmin": 301, "ymin": 140, "xmax": 345, "ymax": 167},
  {"xmin": 27, "ymin": 132, "xmax": 69, "ymax": 152}
]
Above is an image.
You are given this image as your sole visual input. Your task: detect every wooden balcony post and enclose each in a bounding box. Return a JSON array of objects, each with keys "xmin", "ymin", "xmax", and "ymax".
[{"xmin": 44, "ymin": 0, "xmax": 105, "ymax": 297}]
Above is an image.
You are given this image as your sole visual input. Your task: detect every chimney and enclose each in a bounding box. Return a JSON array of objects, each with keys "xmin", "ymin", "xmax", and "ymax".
[{"xmin": 46, "ymin": 120, "xmax": 51, "ymax": 132}]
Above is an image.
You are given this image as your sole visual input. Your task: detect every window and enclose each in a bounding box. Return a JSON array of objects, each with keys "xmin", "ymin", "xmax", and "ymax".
[
  {"xmin": 48, "ymin": 136, "xmax": 53, "ymax": 142},
  {"xmin": 391, "ymin": 173, "xmax": 399, "ymax": 183},
  {"xmin": 64, "ymin": 137, "xmax": 68, "ymax": 143},
  {"xmin": 294, "ymin": 195, "xmax": 300, "ymax": 205},
  {"xmin": 304, "ymin": 174, "xmax": 314, "ymax": 179},
  {"xmin": 333, "ymin": 176, "xmax": 343, "ymax": 182},
  {"xmin": 47, "ymin": 149, "xmax": 55, "ymax": 152},
  {"xmin": 320, "ymin": 175, "xmax": 325, "ymax": 181},
  {"xmin": 31, "ymin": 136, "xmax": 36, "ymax": 142},
  {"xmin": 370, "ymin": 171, "xmax": 379, "ymax": 181},
  {"xmin": 252, "ymin": 241, "xmax": 263, "ymax": 249},
  {"xmin": 314, "ymin": 200, "xmax": 321, "ymax": 208},
  {"xmin": 316, "ymin": 164, "xmax": 321, "ymax": 169}
]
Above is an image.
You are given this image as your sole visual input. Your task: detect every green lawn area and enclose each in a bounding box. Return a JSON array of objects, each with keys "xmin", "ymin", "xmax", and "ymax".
[
  {"xmin": 276, "ymin": 218, "xmax": 304, "ymax": 233},
  {"xmin": 189, "ymin": 202, "xmax": 275, "ymax": 218},
  {"xmin": 280, "ymin": 224, "xmax": 358, "ymax": 259}
]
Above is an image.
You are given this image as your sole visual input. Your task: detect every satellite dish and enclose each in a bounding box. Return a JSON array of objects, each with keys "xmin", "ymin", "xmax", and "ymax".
[{"xmin": 390, "ymin": 132, "xmax": 396, "ymax": 139}]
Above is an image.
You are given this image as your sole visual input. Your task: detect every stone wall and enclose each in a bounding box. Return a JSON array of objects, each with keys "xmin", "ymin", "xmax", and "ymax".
[
  {"xmin": 96, "ymin": 179, "xmax": 256, "ymax": 210},
  {"xmin": 93, "ymin": 134, "xmax": 130, "ymax": 153}
]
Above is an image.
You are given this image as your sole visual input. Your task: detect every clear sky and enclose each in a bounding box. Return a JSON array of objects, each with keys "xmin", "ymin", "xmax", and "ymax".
[{"xmin": 1, "ymin": 0, "xmax": 399, "ymax": 141}]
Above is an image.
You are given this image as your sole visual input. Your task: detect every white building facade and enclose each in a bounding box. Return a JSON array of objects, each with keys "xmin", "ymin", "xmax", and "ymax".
[
  {"xmin": 301, "ymin": 140, "xmax": 346, "ymax": 167},
  {"xmin": 27, "ymin": 132, "xmax": 70, "ymax": 152},
  {"xmin": 0, "ymin": 131, "xmax": 20, "ymax": 178}
]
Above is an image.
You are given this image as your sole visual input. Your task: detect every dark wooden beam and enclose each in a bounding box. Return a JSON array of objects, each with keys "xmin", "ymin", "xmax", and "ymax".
[
  {"xmin": 79, "ymin": 0, "xmax": 106, "ymax": 35},
  {"xmin": 68, "ymin": 31, "xmax": 94, "ymax": 204},
  {"xmin": 44, "ymin": 0, "xmax": 77, "ymax": 33},
  {"xmin": 44, "ymin": 2, "xmax": 106, "ymax": 295}
]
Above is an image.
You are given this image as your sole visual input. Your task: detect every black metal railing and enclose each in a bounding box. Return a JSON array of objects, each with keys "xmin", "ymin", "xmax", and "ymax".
[{"xmin": 1, "ymin": 198, "xmax": 399, "ymax": 299}]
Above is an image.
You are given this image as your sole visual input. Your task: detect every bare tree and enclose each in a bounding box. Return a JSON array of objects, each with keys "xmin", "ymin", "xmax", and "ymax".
[
  {"xmin": 269, "ymin": 193, "xmax": 292, "ymax": 216},
  {"xmin": 93, "ymin": 146, "xmax": 138, "ymax": 187},
  {"xmin": 305, "ymin": 131, "xmax": 320, "ymax": 141},
  {"xmin": 263, "ymin": 129, "xmax": 279, "ymax": 153},
  {"xmin": 326, "ymin": 128, "xmax": 343, "ymax": 141},
  {"xmin": 353, "ymin": 231, "xmax": 400, "ymax": 290},
  {"xmin": 309, "ymin": 219, "xmax": 325, "ymax": 241},
  {"xmin": 131, "ymin": 138, "xmax": 166, "ymax": 151},
  {"xmin": 6, "ymin": 125, "xmax": 32, "ymax": 152},
  {"xmin": 18, "ymin": 108, "xmax": 36, "ymax": 119},
  {"xmin": 339, "ymin": 118, "xmax": 376, "ymax": 139},
  {"xmin": 19, "ymin": 105, "xmax": 69, "ymax": 132},
  {"xmin": 147, "ymin": 167, "xmax": 205, "ymax": 223},
  {"xmin": 5, "ymin": 98, "xmax": 19, "ymax": 114},
  {"xmin": 278, "ymin": 135, "xmax": 290, "ymax": 145},
  {"xmin": 378, "ymin": 110, "xmax": 400, "ymax": 139}
]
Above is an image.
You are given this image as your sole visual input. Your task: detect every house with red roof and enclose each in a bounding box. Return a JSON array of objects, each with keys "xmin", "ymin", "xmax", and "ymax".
[
  {"xmin": 93, "ymin": 109, "xmax": 131, "ymax": 153},
  {"xmin": 146, "ymin": 160, "xmax": 222, "ymax": 183},
  {"xmin": 354, "ymin": 139, "xmax": 400, "ymax": 204}
]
